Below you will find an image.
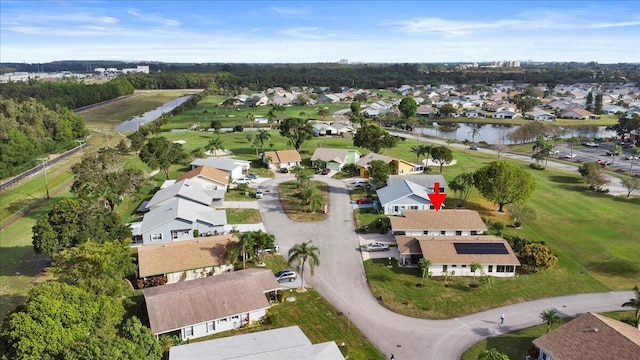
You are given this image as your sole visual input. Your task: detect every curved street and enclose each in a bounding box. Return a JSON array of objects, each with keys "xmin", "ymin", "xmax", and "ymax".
[{"xmin": 258, "ymin": 176, "xmax": 632, "ymax": 359}]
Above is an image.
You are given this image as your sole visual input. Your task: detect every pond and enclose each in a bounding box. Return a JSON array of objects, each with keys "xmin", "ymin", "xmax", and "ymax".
[
  {"xmin": 415, "ymin": 122, "xmax": 616, "ymax": 144},
  {"xmin": 115, "ymin": 95, "xmax": 194, "ymax": 131}
]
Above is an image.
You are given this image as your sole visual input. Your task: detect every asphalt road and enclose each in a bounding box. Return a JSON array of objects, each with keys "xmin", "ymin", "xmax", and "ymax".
[{"xmin": 258, "ymin": 175, "xmax": 633, "ymax": 359}]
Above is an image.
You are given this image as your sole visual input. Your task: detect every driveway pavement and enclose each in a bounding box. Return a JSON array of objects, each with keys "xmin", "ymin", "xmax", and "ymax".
[{"xmin": 258, "ymin": 176, "xmax": 633, "ymax": 359}]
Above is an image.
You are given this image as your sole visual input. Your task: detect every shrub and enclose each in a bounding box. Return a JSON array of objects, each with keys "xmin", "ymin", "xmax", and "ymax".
[
  {"xmin": 519, "ymin": 243, "xmax": 557, "ymax": 273},
  {"xmin": 529, "ymin": 163, "xmax": 545, "ymax": 170},
  {"xmin": 492, "ymin": 221, "xmax": 505, "ymax": 235}
]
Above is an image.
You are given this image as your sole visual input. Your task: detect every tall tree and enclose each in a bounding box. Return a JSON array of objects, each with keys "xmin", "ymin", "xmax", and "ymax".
[
  {"xmin": 621, "ymin": 285, "xmax": 640, "ymax": 329},
  {"xmin": 353, "ymin": 122, "xmax": 400, "ymax": 153},
  {"xmin": 621, "ymin": 176, "xmax": 640, "ymax": 198},
  {"xmin": 585, "ymin": 91, "xmax": 594, "ymax": 112},
  {"xmin": 139, "ymin": 136, "xmax": 187, "ymax": 179},
  {"xmin": 398, "ymin": 97, "xmax": 418, "ymax": 119},
  {"xmin": 350, "ymin": 101, "xmax": 361, "ymax": 117},
  {"xmin": 51, "ymin": 240, "xmax": 135, "ymax": 297},
  {"xmin": 468, "ymin": 124, "xmax": 481, "ymax": 143},
  {"xmin": 540, "ymin": 309, "xmax": 560, "ymax": 333},
  {"xmin": 410, "ymin": 144, "xmax": 426, "ymax": 164},
  {"xmin": 594, "ymin": 92, "xmax": 603, "ymax": 114},
  {"xmin": 368, "ymin": 159, "xmax": 392, "ymax": 188},
  {"xmin": 578, "ymin": 162, "xmax": 609, "ymax": 191},
  {"xmin": 449, "ymin": 172, "xmax": 475, "ymax": 206},
  {"xmin": 629, "ymin": 147, "xmax": 640, "ymax": 172},
  {"xmin": 438, "ymin": 103, "xmax": 457, "ymax": 117},
  {"xmin": 292, "ymin": 165, "xmax": 312, "ymax": 189},
  {"xmin": 473, "ymin": 161, "xmax": 537, "ymax": 212},
  {"xmin": 225, "ymin": 233, "xmax": 256, "ymax": 270},
  {"xmin": 278, "ymin": 117, "xmax": 314, "ymax": 151},
  {"xmin": 71, "ymin": 148, "xmax": 146, "ymax": 210},
  {"xmin": 248, "ymin": 231, "xmax": 276, "ymax": 266},
  {"xmin": 253, "ymin": 129, "xmax": 271, "ymax": 154},
  {"xmin": 287, "ymin": 241, "xmax": 321, "ymax": 291},
  {"xmin": 430, "ymin": 146, "xmax": 453, "ymax": 174},
  {"xmin": 531, "ymin": 135, "xmax": 554, "ymax": 169}
]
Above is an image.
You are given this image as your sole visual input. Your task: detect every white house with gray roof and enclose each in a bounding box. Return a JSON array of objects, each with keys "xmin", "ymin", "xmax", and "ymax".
[
  {"xmin": 376, "ymin": 179, "xmax": 444, "ymax": 215},
  {"xmin": 190, "ymin": 157, "xmax": 251, "ymax": 180},
  {"xmin": 169, "ymin": 326, "xmax": 344, "ymax": 360},
  {"xmin": 525, "ymin": 109, "xmax": 556, "ymax": 121},
  {"xmin": 145, "ymin": 179, "xmax": 221, "ymax": 211},
  {"xmin": 135, "ymin": 198, "xmax": 227, "ymax": 245}
]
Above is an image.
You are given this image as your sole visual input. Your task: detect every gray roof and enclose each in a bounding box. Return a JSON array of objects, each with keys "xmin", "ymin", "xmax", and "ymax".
[
  {"xmin": 140, "ymin": 198, "xmax": 227, "ymax": 234},
  {"xmin": 169, "ymin": 326, "xmax": 345, "ymax": 360},
  {"xmin": 191, "ymin": 157, "xmax": 250, "ymax": 172},
  {"xmin": 355, "ymin": 152, "xmax": 395, "ymax": 167},
  {"xmin": 146, "ymin": 179, "xmax": 214, "ymax": 209},
  {"xmin": 310, "ymin": 148, "xmax": 359, "ymax": 163},
  {"xmin": 144, "ymin": 268, "xmax": 280, "ymax": 335},
  {"xmin": 387, "ymin": 175, "xmax": 447, "ymax": 190},
  {"xmin": 377, "ymin": 179, "xmax": 431, "ymax": 205}
]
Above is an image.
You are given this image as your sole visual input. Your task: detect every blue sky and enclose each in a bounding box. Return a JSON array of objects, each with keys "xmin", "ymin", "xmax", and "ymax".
[{"xmin": 1, "ymin": 1, "xmax": 639, "ymax": 64}]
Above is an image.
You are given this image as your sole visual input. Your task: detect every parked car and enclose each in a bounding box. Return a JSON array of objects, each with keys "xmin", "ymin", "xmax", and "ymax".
[
  {"xmin": 582, "ymin": 141, "xmax": 599, "ymax": 147},
  {"xmin": 247, "ymin": 172, "xmax": 259, "ymax": 179},
  {"xmin": 280, "ymin": 167, "xmax": 289, "ymax": 173},
  {"xmin": 355, "ymin": 197, "xmax": 373, "ymax": 204},
  {"xmin": 275, "ymin": 269, "xmax": 297, "ymax": 282},
  {"xmin": 255, "ymin": 244, "xmax": 279, "ymax": 255},
  {"xmin": 320, "ymin": 168, "xmax": 330, "ymax": 175},
  {"xmin": 352, "ymin": 181, "xmax": 370, "ymax": 189},
  {"xmin": 604, "ymin": 161, "xmax": 613, "ymax": 166},
  {"xmin": 550, "ymin": 149, "xmax": 560, "ymax": 155},
  {"xmin": 364, "ymin": 242, "xmax": 389, "ymax": 252},
  {"xmin": 596, "ymin": 159, "xmax": 606, "ymax": 166},
  {"xmin": 255, "ymin": 189, "xmax": 263, "ymax": 199},
  {"xmin": 233, "ymin": 177, "xmax": 252, "ymax": 184},
  {"xmin": 565, "ymin": 153, "xmax": 576, "ymax": 159},
  {"xmin": 625, "ymin": 155, "xmax": 639, "ymax": 160},
  {"xmin": 469, "ymin": 145, "xmax": 479, "ymax": 150}
]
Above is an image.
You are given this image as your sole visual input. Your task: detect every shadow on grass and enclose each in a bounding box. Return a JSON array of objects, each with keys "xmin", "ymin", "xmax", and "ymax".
[
  {"xmin": 0, "ymin": 245, "xmax": 49, "ymax": 278},
  {"xmin": 586, "ymin": 257, "xmax": 640, "ymax": 276},
  {"xmin": 0, "ymin": 293, "xmax": 26, "ymax": 318},
  {"xmin": 549, "ymin": 175, "xmax": 582, "ymax": 184}
]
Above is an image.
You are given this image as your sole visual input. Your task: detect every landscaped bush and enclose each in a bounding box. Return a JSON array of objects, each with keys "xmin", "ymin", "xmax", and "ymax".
[
  {"xmin": 529, "ymin": 163, "xmax": 545, "ymax": 170},
  {"xmin": 503, "ymin": 235, "xmax": 557, "ymax": 273}
]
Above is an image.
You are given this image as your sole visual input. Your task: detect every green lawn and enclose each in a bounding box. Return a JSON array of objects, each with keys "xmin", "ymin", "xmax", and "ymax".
[{"xmin": 226, "ymin": 209, "xmax": 262, "ymax": 224}]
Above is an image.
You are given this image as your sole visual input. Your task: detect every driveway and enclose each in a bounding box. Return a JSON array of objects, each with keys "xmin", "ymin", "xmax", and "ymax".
[{"xmin": 258, "ymin": 176, "xmax": 632, "ymax": 359}]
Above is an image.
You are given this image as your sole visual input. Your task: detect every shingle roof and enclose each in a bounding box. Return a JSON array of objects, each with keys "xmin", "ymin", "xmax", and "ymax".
[
  {"xmin": 146, "ymin": 179, "xmax": 214, "ymax": 209},
  {"xmin": 191, "ymin": 157, "xmax": 250, "ymax": 172},
  {"xmin": 376, "ymin": 179, "xmax": 431, "ymax": 206},
  {"xmin": 355, "ymin": 152, "xmax": 395, "ymax": 167},
  {"xmin": 387, "ymin": 175, "xmax": 447, "ymax": 190},
  {"xmin": 140, "ymin": 198, "xmax": 227, "ymax": 234},
  {"xmin": 143, "ymin": 268, "xmax": 280, "ymax": 335},
  {"xmin": 395, "ymin": 235, "xmax": 520, "ymax": 265},
  {"xmin": 168, "ymin": 326, "xmax": 345, "ymax": 360},
  {"xmin": 389, "ymin": 210, "xmax": 487, "ymax": 231},
  {"xmin": 533, "ymin": 312, "xmax": 640, "ymax": 360},
  {"xmin": 176, "ymin": 165, "xmax": 229, "ymax": 185},
  {"xmin": 310, "ymin": 148, "xmax": 356, "ymax": 163},
  {"xmin": 263, "ymin": 149, "xmax": 302, "ymax": 163},
  {"xmin": 138, "ymin": 234, "xmax": 237, "ymax": 277}
]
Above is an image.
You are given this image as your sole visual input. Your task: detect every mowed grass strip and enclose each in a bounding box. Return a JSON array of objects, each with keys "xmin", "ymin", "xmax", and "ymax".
[
  {"xmin": 225, "ymin": 209, "xmax": 262, "ymax": 224},
  {"xmin": 186, "ymin": 256, "xmax": 384, "ymax": 360},
  {"xmin": 278, "ymin": 180, "xmax": 329, "ymax": 222}
]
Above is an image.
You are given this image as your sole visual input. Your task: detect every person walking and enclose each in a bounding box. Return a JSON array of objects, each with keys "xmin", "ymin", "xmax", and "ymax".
[{"xmin": 500, "ymin": 314, "xmax": 505, "ymax": 324}]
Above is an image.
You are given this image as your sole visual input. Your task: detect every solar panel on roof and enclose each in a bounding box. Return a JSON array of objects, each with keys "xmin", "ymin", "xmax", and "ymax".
[{"xmin": 454, "ymin": 242, "xmax": 508, "ymax": 254}]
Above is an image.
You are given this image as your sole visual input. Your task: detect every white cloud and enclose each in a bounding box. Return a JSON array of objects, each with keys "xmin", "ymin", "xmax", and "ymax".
[
  {"xmin": 280, "ymin": 27, "xmax": 325, "ymax": 40},
  {"xmin": 267, "ymin": 6, "xmax": 309, "ymax": 16}
]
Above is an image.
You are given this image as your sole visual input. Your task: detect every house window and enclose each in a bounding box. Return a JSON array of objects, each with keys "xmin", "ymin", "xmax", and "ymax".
[
  {"xmin": 150, "ymin": 233, "xmax": 162, "ymax": 241},
  {"xmin": 394, "ymin": 206, "xmax": 399, "ymax": 212},
  {"xmin": 171, "ymin": 230, "xmax": 178, "ymax": 239},
  {"xmin": 442, "ymin": 265, "xmax": 447, "ymax": 271},
  {"xmin": 423, "ymin": 231, "xmax": 428, "ymax": 235},
  {"xmin": 471, "ymin": 231, "xmax": 478, "ymax": 235},
  {"xmin": 440, "ymin": 231, "xmax": 446, "ymax": 235},
  {"xmin": 430, "ymin": 205, "xmax": 435, "ymax": 210},
  {"xmin": 207, "ymin": 322, "xmax": 215, "ymax": 332},
  {"xmin": 451, "ymin": 265, "xmax": 457, "ymax": 268},
  {"xmin": 231, "ymin": 315, "xmax": 239, "ymax": 320},
  {"xmin": 455, "ymin": 231, "xmax": 462, "ymax": 236},
  {"xmin": 185, "ymin": 326, "xmax": 193, "ymax": 336},
  {"xmin": 410, "ymin": 206, "xmax": 419, "ymax": 210},
  {"xmin": 462, "ymin": 265, "xmax": 467, "ymax": 268},
  {"xmin": 496, "ymin": 265, "xmax": 515, "ymax": 273},
  {"xmin": 488, "ymin": 265, "xmax": 493, "ymax": 273}
]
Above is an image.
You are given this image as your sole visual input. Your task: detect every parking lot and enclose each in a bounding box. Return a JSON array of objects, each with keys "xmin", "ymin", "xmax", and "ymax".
[{"xmin": 554, "ymin": 142, "xmax": 640, "ymax": 175}]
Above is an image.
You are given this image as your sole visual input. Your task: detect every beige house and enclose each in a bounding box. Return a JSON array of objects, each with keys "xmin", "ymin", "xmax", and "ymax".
[
  {"xmin": 176, "ymin": 165, "xmax": 230, "ymax": 191},
  {"xmin": 143, "ymin": 268, "xmax": 281, "ymax": 340},
  {"xmin": 560, "ymin": 108, "xmax": 599, "ymax": 120},
  {"xmin": 137, "ymin": 234, "xmax": 236, "ymax": 284},
  {"xmin": 389, "ymin": 209, "xmax": 487, "ymax": 236},
  {"xmin": 533, "ymin": 312, "xmax": 640, "ymax": 360},
  {"xmin": 395, "ymin": 235, "xmax": 520, "ymax": 277},
  {"xmin": 262, "ymin": 149, "xmax": 302, "ymax": 171}
]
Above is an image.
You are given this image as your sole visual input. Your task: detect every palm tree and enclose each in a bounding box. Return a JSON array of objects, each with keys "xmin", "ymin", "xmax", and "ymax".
[
  {"xmin": 254, "ymin": 129, "xmax": 271, "ymax": 153},
  {"xmin": 540, "ymin": 309, "xmax": 560, "ymax": 333},
  {"xmin": 205, "ymin": 136, "xmax": 224, "ymax": 155},
  {"xmin": 480, "ymin": 348, "xmax": 510, "ymax": 360},
  {"xmin": 629, "ymin": 147, "xmax": 640, "ymax": 172},
  {"xmin": 410, "ymin": 145, "xmax": 426, "ymax": 165},
  {"xmin": 470, "ymin": 261, "xmax": 482, "ymax": 285},
  {"xmin": 468, "ymin": 125, "xmax": 481, "ymax": 143},
  {"xmin": 287, "ymin": 241, "xmax": 321, "ymax": 291},
  {"xmin": 246, "ymin": 112, "xmax": 255, "ymax": 129},
  {"xmin": 251, "ymin": 231, "xmax": 276, "ymax": 266},
  {"xmin": 418, "ymin": 258, "xmax": 432, "ymax": 286},
  {"xmin": 622, "ymin": 285, "xmax": 640, "ymax": 329},
  {"xmin": 292, "ymin": 165, "xmax": 311, "ymax": 189},
  {"xmin": 224, "ymin": 233, "xmax": 256, "ymax": 270},
  {"xmin": 532, "ymin": 135, "xmax": 553, "ymax": 169},
  {"xmin": 307, "ymin": 191, "xmax": 324, "ymax": 212}
]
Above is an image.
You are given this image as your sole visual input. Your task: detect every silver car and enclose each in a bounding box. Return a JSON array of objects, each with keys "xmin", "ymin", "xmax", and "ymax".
[
  {"xmin": 365, "ymin": 242, "xmax": 390, "ymax": 252},
  {"xmin": 275, "ymin": 269, "xmax": 297, "ymax": 282}
]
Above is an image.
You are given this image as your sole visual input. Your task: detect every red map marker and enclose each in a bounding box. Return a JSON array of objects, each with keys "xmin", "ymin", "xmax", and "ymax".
[{"xmin": 427, "ymin": 182, "xmax": 446, "ymax": 212}]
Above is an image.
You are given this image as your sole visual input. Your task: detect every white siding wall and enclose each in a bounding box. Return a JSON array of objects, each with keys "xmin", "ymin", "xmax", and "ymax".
[
  {"xmin": 166, "ymin": 264, "xmax": 234, "ymax": 284},
  {"xmin": 398, "ymin": 230, "xmax": 484, "ymax": 236},
  {"xmin": 429, "ymin": 264, "xmax": 516, "ymax": 278},
  {"xmin": 180, "ymin": 309, "xmax": 268, "ymax": 340}
]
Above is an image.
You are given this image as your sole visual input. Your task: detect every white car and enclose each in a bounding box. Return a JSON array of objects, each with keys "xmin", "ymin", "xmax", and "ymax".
[
  {"xmin": 565, "ymin": 154, "xmax": 576, "ymax": 159},
  {"xmin": 255, "ymin": 189, "xmax": 263, "ymax": 199},
  {"xmin": 233, "ymin": 177, "xmax": 252, "ymax": 184},
  {"xmin": 625, "ymin": 155, "xmax": 639, "ymax": 160},
  {"xmin": 365, "ymin": 242, "xmax": 390, "ymax": 252}
]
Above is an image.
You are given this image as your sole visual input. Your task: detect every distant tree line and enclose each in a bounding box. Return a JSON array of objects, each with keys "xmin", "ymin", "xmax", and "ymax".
[
  {"xmin": 0, "ymin": 97, "xmax": 88, "ymax": 178},
  {"xmin": 0, "ymin": 77, "xmax": 134, "ymax": 110}
]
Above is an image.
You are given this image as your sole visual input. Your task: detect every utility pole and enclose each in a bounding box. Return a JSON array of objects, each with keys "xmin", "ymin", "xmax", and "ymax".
[
  {"xmin": 103, "ymin": 129, "xmax": 110, "ymax": 148},
  {"xmin": 36, "ymin": 157, "xmax": 50, "ymax": 199}
]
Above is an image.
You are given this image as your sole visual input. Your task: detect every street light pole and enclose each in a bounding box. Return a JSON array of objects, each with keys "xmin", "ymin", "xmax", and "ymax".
[{"xmin": 36, "ymin": 157, "xmax": 50, "ymax": 199}]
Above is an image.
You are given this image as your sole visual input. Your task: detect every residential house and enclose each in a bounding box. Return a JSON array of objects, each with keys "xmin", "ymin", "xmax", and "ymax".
[
  {"xmin": 176, "ymin": 165, "xmax": 229, "ymax": 192},
  {"xmin": 560, "ymin": 108, "xmax": 599, "ymax": 120},
  {"xmin": 312, "ymin": 123, "xmax": 337, "ymax": 136},
  {"xmin": 602, "ymin": 104, "xmax": 627, "ymax": 115},
  {"xmin": 395, "ymin": 235, "xmax": 520, "ymax": 277},
  {"xmin": 532, "ymin": 312, "xmax": 640, "ymax": 360},
  {"xmin": 134, "ymin": 198, "xmax": 227, "ymax": 245},
  {"xmin": 310, "ymin": 148, "xmax": 361, "ymax": 171},
  {"xmin": 465, "ymin": 110, "xmax": 488, "ymax": 118},
  {"xmin": 245, "ymin": 94, "xmax": 269, "ymax": 107},
  {"xmin": 317, "ymin": 94, "xmax": 340, "ymax": 103},
  {"xmin": 262, "ymin": 149, "xmax": 302, "ymax": 171},
  {"xmin": 376, "ymin": 178, "xmax": 444, "ymax": 215},
  {"xmin": 396, "ymin": 85, "xmax": 413, "ymax": 95},
  {"xmin": 272, "ymin": 94, "xmax": 294, "ymax": 106},
  {"xmin": 329, "ymin": 122, "xmax": 354, "ymax": 135},
  {"xmin": 389, "ymin": 209, "xmax": 487, "ymax": 236},
  {"xmin": 356, "ymin": 153, "xmax": 423, "ymax": 178},
  {"xmin": 168, "ymin": 326, "xmax": 345, "ymax": 360},
  {"xmin": 387, "ymin": 175, "xmax": 447, "ymax": 192},
  {"xmin": 145, "ymin": 179, "xmax": 221, "ymax": 211},
  {"xmin": 525, "ymin": 109, "xmax": 557, "ymax": 121},
  {"xmin": 143, "ymin": 268, "xmax": 281, "ymax": 340},
  {"xmin": 416, "ymin": 105, "xmax": 436, "ymax": 117},
  {"xmin": 191, "ymin": 157, "xmax": 251, "ymax": 180},
  {"xmin": 492, "ymin": 110, "xmax": 518, "ymax": 119},
  {"xmin": 137, "ymin": 235, "xmax": 236, "ymax": 284}
]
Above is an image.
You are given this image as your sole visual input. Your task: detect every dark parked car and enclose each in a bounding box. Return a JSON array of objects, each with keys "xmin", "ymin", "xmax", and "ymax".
[
  {"xmin": 280, "ymin": 168, "xmax": 289, "ymax": 173},
  {"xmin": 321, "ymin": 168, "xmax": 330, "ymax": 175}
]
